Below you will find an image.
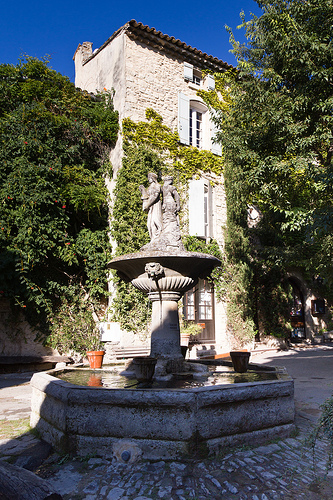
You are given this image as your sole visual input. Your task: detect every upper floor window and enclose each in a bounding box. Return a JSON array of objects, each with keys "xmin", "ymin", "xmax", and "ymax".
[
  {"xmin": 190, "ymin": 106, "xmax": 203, "ymax": 148},
  {"xmin": 184, "ymin": 62, "xmax": 202, "ymax": 86},
  {"xmin": 193, "ymin": 73, "xmax": 201, "ymax": 86},
  {"xmin": 178, "ymin": 92, "xmax": 222, "ymax": 155},
  {"xmin": 183, "ymin": 63, "xmax": 215, "ymax": 90}
]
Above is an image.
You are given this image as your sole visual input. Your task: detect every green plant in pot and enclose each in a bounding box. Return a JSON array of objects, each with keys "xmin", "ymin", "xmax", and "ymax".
[
  {"xmin": 47, "ymin": 294, "xmax": 105, "ymax": 368},
  {"xmin": 180, "ymin": 320, "xmax": 202, "ymax": 345}
]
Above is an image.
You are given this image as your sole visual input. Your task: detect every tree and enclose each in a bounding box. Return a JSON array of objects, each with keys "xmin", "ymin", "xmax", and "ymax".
[
  {"xmin": 202, "ymin": 0, "xmax": 333, "ymax": 337},
  {"xmin": 0, "ymin": 57, "xmax": 118, "ymax": 335}
]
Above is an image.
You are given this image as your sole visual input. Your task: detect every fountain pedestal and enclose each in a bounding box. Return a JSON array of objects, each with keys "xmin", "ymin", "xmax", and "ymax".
[
  {"xmin": 109, "ymin": 251, "xmax": 219, "ymax": 376},
  {"xmin": 149, "ymin": 291, "xmax": 183, "ymax": 360}
]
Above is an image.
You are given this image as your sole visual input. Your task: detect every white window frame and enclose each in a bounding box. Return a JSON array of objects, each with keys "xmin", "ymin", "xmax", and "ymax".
[
  {"xmin": 189, "ymin": 100, "xmax": 207, "ymax": 150},
  {"xmin": 178, "ymin": 93, "xmax": 221, "ymax": 155}
]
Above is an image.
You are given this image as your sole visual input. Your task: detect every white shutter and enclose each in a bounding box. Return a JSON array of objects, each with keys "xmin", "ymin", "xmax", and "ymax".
[
  {"xmin": 188, "ymin": 178, "xmax": 206, "ymax": 238},
  {"xmin": 206, "ymin": 74, "xmax": 215, "ymax": 90},
  {"xmin": 178, "ymin": 92, "xmax": 190, "ymax": 145},
  {"xmin": 210, "ymin": 111, "xmax": 222, "ymax": 156},
  {"xmin": 184, "ymin": 62, "xmax": 193, "ymax": 81}
]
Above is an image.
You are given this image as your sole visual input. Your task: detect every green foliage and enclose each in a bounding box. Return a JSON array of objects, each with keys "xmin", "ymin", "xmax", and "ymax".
[
  {"xmin": 111, "ymin": 110, "xmax": 224, "ymax": 333},
  {"xmin": 46, "ymin": 289, "xmax": 104, "ymax": 355},
  {"xmin": 123, "ymin": 109, "xmax": 224, "ymax": 181},
  {"xmin": 112, "ymin": 145, "xmax": 163, "ymax": 254},
  {"xmin": 0, "ymin": 57, "xmax": 118, "ymax": 337},
  {"xmin": 200, "ymin": 0, "xmax": 333, "ymax": 338},
  {"xmin": 311, "ymin": 396, "xmax": 333, "ymax": 468}
]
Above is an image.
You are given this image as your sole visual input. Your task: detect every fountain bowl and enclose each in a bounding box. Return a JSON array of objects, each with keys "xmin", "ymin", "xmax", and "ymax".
[{"xmin": 30, "ymin": 363, "xmax": 295, "ymax": 461}]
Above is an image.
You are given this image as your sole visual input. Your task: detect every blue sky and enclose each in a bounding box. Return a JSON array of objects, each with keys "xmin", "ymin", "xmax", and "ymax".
[{"xmin": 1, "ymin": 0, "xmax": 262, "ymax": 82}]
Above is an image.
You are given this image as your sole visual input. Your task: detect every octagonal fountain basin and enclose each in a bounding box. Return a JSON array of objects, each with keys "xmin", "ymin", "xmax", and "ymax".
[{"xmin": 30, "ymin": 362, "xmax": 295, "ymax": 461}]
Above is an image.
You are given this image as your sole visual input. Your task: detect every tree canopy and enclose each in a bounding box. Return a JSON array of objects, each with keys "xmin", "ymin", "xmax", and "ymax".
[
  {"xmin": 202, "ymin": 0, "xmax": 333, "ymax": 338},
  {"xmin": 0, "ymin": 57, "xmax": 118, "ymax": 334}
]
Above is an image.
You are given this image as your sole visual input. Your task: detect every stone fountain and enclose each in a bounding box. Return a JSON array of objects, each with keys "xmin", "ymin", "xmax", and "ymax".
[
  {"xmin": 110, "ymin": 173, "xmax": 220, "ymax": 378},
  {"xmin": 30, "ymin": 173, "xmax": 295, "ymax": 460}
]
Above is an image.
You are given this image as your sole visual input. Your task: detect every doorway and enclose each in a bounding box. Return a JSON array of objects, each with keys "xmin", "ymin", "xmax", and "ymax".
[{"xmin": 183, "ymin": 278, "xmax": 215, "ymax": 342}]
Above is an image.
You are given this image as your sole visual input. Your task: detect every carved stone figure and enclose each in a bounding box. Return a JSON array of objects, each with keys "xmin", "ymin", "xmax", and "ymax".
[
  {"xmin": 162, "ymin": 176, "xmax": 184, "ymax": 251},
  {"xmin": 139, "ymin": 173, "xmax": 184, "ymax": 251},
  {"xmin": 139, "ymin": 172, "xmax": 162, "ymax": 241}
]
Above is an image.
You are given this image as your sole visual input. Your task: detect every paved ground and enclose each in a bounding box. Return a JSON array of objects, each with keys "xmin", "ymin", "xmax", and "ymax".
[{"xmin": 1, "ymin": 346, "xmax": 333, "ymax": 499}]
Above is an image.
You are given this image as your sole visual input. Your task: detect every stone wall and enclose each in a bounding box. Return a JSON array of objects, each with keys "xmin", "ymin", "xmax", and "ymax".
[{"xmin": 0, "ymin": 299, "xmax": 55, "ymax": 357}]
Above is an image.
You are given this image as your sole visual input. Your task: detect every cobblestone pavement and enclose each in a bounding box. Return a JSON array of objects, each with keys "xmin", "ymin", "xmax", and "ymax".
[
  {"xmin": 1, "ymin": 349, "xmax": 333, "ymax": 499},
  {"xmin": 30, "ymin": 413, "xmax": 331, "ymax": 500}
]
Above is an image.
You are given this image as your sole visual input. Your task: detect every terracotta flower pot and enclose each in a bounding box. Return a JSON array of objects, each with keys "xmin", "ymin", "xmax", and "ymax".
[
  {"xmin": 230, "ymin": 351, "xmax": 251, "ymax": 373},
  {"xmin": 86, "ymin": 350, "xmax": 105, "ymax": 369},
  {"xmin": 132, "ymin": 356, "xmax": 157, "ymax": 382},
  {"xmin": 180, "ymin": 332, "xmax": 190, "ymax": 347}
]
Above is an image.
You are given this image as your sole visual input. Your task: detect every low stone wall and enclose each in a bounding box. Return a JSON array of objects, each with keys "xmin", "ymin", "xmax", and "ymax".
[{"xmin": 30, "ymin": 367, "xmax": 295, "ymax": 460}]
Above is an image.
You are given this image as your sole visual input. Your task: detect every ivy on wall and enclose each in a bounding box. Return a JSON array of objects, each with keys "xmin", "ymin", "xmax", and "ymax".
[
  {"xmin": 123, "ymin": 109, "xmax": 224, "ymax": 181},
  {"xmin": 111, "ymin": 109, "xmax": 225, "ymax": 334}
]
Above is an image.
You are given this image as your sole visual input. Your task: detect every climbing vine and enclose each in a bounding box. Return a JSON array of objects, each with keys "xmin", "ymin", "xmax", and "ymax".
[
  {"xmin": 123, "ymin": 108, "xmax": 224, "ymax": 181},
  {"xmin": 111, "ymin": 109, "xmax": 225, "ymax": 334}
]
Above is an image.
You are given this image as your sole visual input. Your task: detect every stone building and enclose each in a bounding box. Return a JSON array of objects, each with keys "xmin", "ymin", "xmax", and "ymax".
[
  {"xmin": 74, "ymin": 20, "xmax": 330, "ymax": 354},
  {"xmin": 74, "ymin": 20, "xmax": 233, "ymax": 355}
]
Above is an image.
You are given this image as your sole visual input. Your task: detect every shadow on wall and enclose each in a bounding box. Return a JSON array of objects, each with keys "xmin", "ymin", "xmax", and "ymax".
[{"xmin": 0, "ymin": 299, "xmax": 55, "ymax": 358}]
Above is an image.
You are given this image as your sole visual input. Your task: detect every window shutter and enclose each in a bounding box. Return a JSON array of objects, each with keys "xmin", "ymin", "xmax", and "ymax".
[
  {"xmin": 210, "ymin": 111, "xmax": 222, "ymax": 156},
  {"xmin": 184, "ymin": 62, "xmax": 193, "ymax": 81},
  {"xmin": 178, "ymin": 92, "xmax": 190, "ymax": 145},
  {"xmin": 188, "ymin": 178, "xmax": 206, "ymax": 238},
  {"xmin": 206, "ymin": 74, "xmax": 215, "ymax": 90}
]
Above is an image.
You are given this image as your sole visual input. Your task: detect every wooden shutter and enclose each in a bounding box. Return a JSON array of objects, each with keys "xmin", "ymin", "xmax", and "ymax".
[
  {"xmin": 184, "ymin": 62, "xmax": 193, "ymax": 81},
  {"xmin": 178, "ymin": 92, "xmax": 190, "ymax": 145},
  {"xmin": 188, "ymin": 178, "xmax": 206, "ymax": 238},
  {"xmin": 206, "ymin": 74, "xmax": 215, "ymax": 90}
]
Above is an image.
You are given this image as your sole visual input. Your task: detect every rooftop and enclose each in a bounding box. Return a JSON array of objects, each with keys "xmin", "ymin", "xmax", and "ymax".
[{"xmin": 78, "ymin": 19, "xmax": 233, "ymax": 73}]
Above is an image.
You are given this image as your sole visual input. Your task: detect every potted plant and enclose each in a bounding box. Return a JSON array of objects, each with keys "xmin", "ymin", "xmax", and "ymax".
[
  {"xmin": 85, "ymin": 332, "xmax": 105, "ymax": 369},
  {"xmin": 179, "ymin": 320, "xmax": 203, "ymax": 358},
  {"xmin": 230, "ymin": 351, "xmax": 251, "ymax": 373}
]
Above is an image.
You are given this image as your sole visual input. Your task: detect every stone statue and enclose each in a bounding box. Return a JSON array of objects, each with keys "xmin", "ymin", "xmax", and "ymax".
[
  {"xmin": 162, "ymin": 176, "xmax": 184, "ymax": 251},
  {"xmin": 139, "ymin": 173, "xmax": 184, "ymax": 251},
  {"xmin": 139, "ymin": 172, "xmax": 162, "ymax": 241}
]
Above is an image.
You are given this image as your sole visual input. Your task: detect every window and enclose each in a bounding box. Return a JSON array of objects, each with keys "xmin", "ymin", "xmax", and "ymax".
[
  {"xmin": 178, "ymin": 92, "xmax": 222, "ymax": 155},
  {"xmin": 183, "ymin": 279, "xmax": 215, "ymax": 342},
  {"xmin": 193, "ymin": 73, "xmax": 201, "ymax": 85},
  {"xmin": 189, "ymin": 108, "xmax": 202, "ymax": 148},
  {"xmin": 183, "ymin": 63, "xmax": 202, "ymax": 86}
]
